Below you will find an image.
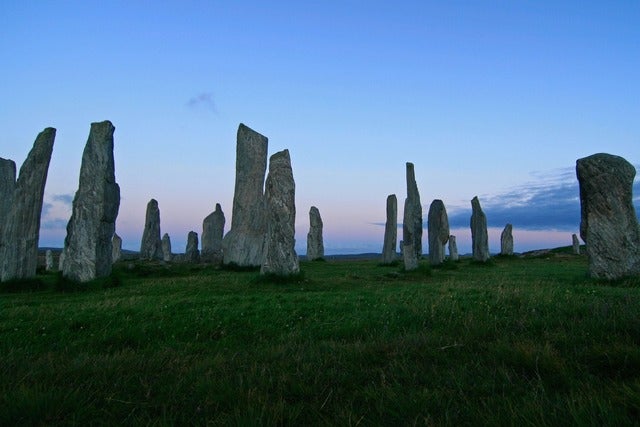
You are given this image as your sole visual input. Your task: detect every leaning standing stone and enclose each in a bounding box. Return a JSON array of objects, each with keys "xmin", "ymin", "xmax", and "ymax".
[
  {"xmin": 62, "ymin": 121, "xmax": 120, "ymax": 282},
  {"xmin": 261, "ymin": 149, "xmax": 299, "ymax": 276},
  {"xmin": 306, "ymin": 206, "xmax": 324, "ymax": 261},
  {"xmin": 0, "ymin": 128, "xmax": 55, "ymax": 281},
  {"xmin": 185, "ymin": 231, "xmax": 200, "ymax": 263},
  {"xmin": 427, "ymin": 199, "xmax": 450, "ymax": 265},
  {"xmin": 500, "ymin": 223, "xmax": 514, "ymax": 256},
  {"xmin": 45, "ymin": 250, "xmax": 54, "ymax": 271},
  {"xmin": 402, "ymin": 162, "xmax": 423, "ymax": 259},
  {"xmin": 470, "ymin": 196, "xmax": 490, "ymax": 262},
  {"xmin": 112, "ymin": 233, "xmax": 122, "ymax": 263},
  {"xmin": 201, "ymin": 203, "xmax": 225, "ymax": 264},
  {"xmin": 140, "ymin": 199, "xmax": 163, "ymax": 260},
  {"xmin": 162, "ymin": 233, "xmax": 172, "ymax": 262},
  {"xmin": 576, "ymin": 153, "xmax": 640, "ymax": 279},
  {"xmin": 572, "ymin": 233, "xmax": 581, "ymax": 255},
  {"xmin": 381, "ymin": 194, "xmax": 398, "ymax": 264},
  {"xmin": 448, "ymin": 235, "xmax": 459, "ymax": 261}
]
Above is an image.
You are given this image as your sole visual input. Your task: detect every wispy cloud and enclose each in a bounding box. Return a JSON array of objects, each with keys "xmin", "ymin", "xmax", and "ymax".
[
  {"xmin": 52, "ymin": 194, "xmax": 73, "ymax": 205},
  {"xmin": 39, "ymin": 193, "xmax": 74, "ymax": 232},
  {"xmin": 186, "ymin": 92, "xmax": 217, "ymax": 113}
]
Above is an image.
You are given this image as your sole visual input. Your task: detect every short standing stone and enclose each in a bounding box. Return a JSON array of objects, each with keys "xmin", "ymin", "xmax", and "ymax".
[
  {"xmin": 62, "ymin": 121, "xmax": 120, "ymax": 282},
  {"xmin": 572, "ymin": 234, "xmax": 581, "ymax": 255},
  {"xmin": 45, "ymin": 250, "xmax": 54, "ymax": 271},
  {"xmin": 403, "ymin": 243, "xmax": 418, "ymax": 271},
  {"xmin": 112, "ymin": 233, "xmax": 122, "ymax": 263},
  {"xmin": 381, "ymin": 194, "xmax": 398, "ymax": 264},
  {"xmin": 306, "ymin": 206, "xmax": 324, "ymax": 261},
  {"xmin": 201, "ymin": 203, "xmax": 225, "ymax": 264},
  {"xmin": 500, "ymin": 224, "xmax": 514, "ymax": 256},
  {"xmin": 185, "ymin": 231, "xmax": 200, "ymax": 263},
  {"xmin": 402, "ymin": 163, "xmax": 423, "ymax": 259},
  {"xmin": 1, "ymin": 128, "xmax": 55, "ymax": 281},
  {"xmin": 448, "ymin": 235, "xmax": 459, "ymax": 261},
  {"xmin": 470, "ymin": 196, "xmax": 490, "ymax": 262},
  {"xmin": 140, "ymin": 199, "xmax": 163, "ymax": 260},
  {"xmin": 261, "ymin": 149, "xmax": 299, "ymax": 275},
  {"xmin": 576, "ymin": 153, "xmax": 640, "ymax": 279},
  {"xmin": 162, "ymin": 233, "xmax": 172, "ymax": 262},
  {"xmin": 427, "ymin": 199, "xmax": 450, "ymax": 265}
]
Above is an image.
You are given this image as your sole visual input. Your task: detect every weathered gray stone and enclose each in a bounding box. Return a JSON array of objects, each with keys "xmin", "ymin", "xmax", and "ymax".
[
  {"xmin": 577, "ymin": 153, "xmax": 640, "ymax": 279},
  {"xmin": 403, "ymin": 243, "xmax": 418, "ymax": 271},
  {"xmin": 1, "ymin": 128, "xmax": 55, "ymax": 281},
  {"xmin": 62, "ymin": 121, "xmax": 120, "ymax": 282},
  {"xmin": 0, "ymin": 158, "xmax": 16, "ymax": 250},
  {"xmin": 381, "ymin": 194, "xmax": 398, "ymax": 264},
  {"xmin": 306, "ymin": 206, "xmax": 324, "ymax": 261},
  {"xmin": 162, "ymin": 233, "xmax": 172, "ymax": 262},
  {"xmin": 572, "ymin": 233, "xmax": 581, "ymax": 255},
  {"xmin": 45, "ymin": 250, "xmax": 54, "ymax": 271},
  {"xmin": 223, "ymin": 124, "xmax": 268, "ymax": 267},
  {"xmin": 58, "ymin": 250, "xmax": 65, "ymax": 271},
  {"xmin": 140, "ymin": 199, "xmax": 163, "ymax": 260},
  {"xmin": 402, "ymin": 162, "xmax": 423, "ymax": 259},
  {"xmin": 448, "ymin": 235, "xmax": 459, "ymax": 261},
  {"xmin": 470, "ymin": 196, "xmax": 490, "ymax": 262},
  {"xmin": 185, "ymin": 231, "xmax": 200, "ymax": 263},
  {"xmin": 500, "ymin": 223, "xmax": 514, "ymax": 256},
  {"xmin": 112, "ymin": 233, "xmax": 122, "ymax": 263},
  {"xmin": 201, "ymin": 203, "xmax": 225, "ymax": 264},
  {"xmin": 427, "ymin": 199, "xmax": 449, "ymax": 265},
  {"xmin": 261, "ymin": 149, "xmax": 299, "ymax": 276}
]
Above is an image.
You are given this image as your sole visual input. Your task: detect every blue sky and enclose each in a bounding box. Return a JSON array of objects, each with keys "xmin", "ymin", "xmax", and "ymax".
[{"xmin": 1, "ymin": 1, "xmax": 638, "ymax": 255}]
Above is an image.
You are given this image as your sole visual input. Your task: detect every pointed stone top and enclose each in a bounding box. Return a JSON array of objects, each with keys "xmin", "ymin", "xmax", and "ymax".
[
  {"xmin": 238, "ymin": 123, "xmax": 268, "ymax": 141},
  {"xmin": 148, "ymin": 198, "xmax": 158, "ymax": 206},
  {"xmin": 471, "ymin": 196, "xmax": 481, "ymax": 209},
  {"xmin": 215, "ymin": 203, "xmax": 222, "ymax": 212},
  {"xmin": 269, "ymin": 149, "xmax": 291, "ymax": 167}
]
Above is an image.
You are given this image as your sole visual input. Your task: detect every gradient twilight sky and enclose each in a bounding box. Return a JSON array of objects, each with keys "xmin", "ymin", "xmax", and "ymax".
[{"xmin": 1, "ymin": 1, "xmax": 639, "ymax": 255}]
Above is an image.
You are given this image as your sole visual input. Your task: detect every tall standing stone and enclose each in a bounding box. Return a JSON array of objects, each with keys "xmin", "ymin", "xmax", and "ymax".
[
  {"xmin": 572, "ymin": 233, "xmax": 581, "ymax": 255},
  {"xmin": 261, "ymin": 149, "xmax": 299, "ymax": 276},
  {"xmin": 402, "ymin": 162, "xmax": 423, "ymax": 259},
  {"xmin": 185, "ymin": 231, "xmax": 200, "ymax": 263},
  {"xmin": 0, "ymin": 128, "xmax": 55, "ymax": 281},
  {"xmin": 140, "ymin": 199, "xmax": 163, "ymax": 260},
  {"xmin": 201, "ymin": 203, "xmax": 225, "ymax": 264},
  {"xmin": 162, "ymin": 233, "xmax": 172, "ymax": 262},
  {"xmin": 223, "ymin": 124, "xmax": 268, "ymax": 267},
  {"xmin": 448, "ymin": 235, "xmax": 459, "ymax": 261},
  {"xmin": 500, "ymin": 223, "xmax": 514, "ymax": 256},
  {"xmin": 307, "ymin": 206, "xmax": 324, "ymax": 261},
  {"xmin": 427, "ymin": 199, "xmax": 450, "ymax": 265},
  {"xmin": 112, "ymin": 233, "xmax": 122, "ymax": 263},
  {"xmin": 381, "ymin": 194, "xmax": 398, "ymax": 264},
  {"xmin": 470, "ymin": 196, "xmax": 490, "ymax": 262},
  {"xmin": 45, "ymin": 250, "xmax": 54, "ymax": 271},
  {"xmin": 576, "ymin": 153, "xmax": 640, "ymax": 279},
  {"xmin": 62, "ymin": 121, "xmax": 120, "ymax": 282},
  {"xmin": 0, "ymin": 158, "xmax": 16, "ymax": 249}
]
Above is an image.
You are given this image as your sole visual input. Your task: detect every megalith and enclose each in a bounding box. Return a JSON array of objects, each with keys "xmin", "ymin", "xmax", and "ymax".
[
  {"xmin": 112, "ymin": 233, "xmax": 122, "ymax": 263},
  {"xmin": 223, "ymin": 124, "xmax": 268, "ymax": 267},
  {"xmin": 448, "ymin": 235, "xmax": 459, "ymax": 261},
  {"xmin": 470, "ymin": 196, "xmax": 490, "ymax": 262},
  {"xmin": 185, "ymin": 231, "xmax": 200, "ymax": 263},
  {"xmin": 381, "ymin": 194, "xmax": 397, "ymax": 264},
  {"xmin": 576, "ymin": 153, "xmax": 640, "ymax": 279},
  {"xmin": 201, "ymin": 203, "xmax": 225, "ymax": 264},
  {"xmin": 62, "ymin": 121, "xmax": 120, "ymax": 282},
  {"xmin": 572, "ymin": 233, "xmax": 581, "ymax": 255},
  {"xmin": 162, "ymin": 233, "xmax": 172, "ymax": 262},
  {"xmin": 403, "ymin": 243, "xmax": 418, "ymax": 271},
  {"xmin": 45, "ymin": 250, "xmax": 54, "ymax": 271},
  {"xmin": 427, "ymin": 199, "xmax": 450, "ymax": 265},
  {"xmin": 306, "ymin": 206, "xmax": 324, "ymax": 261},
  {"xmin": 140, "ymin": 199, "xmax": 163, "ymax": 260},
  {"xmin": 500, "ymin": 223, "xmax": 514, "ymax": 256},
  {"xmin": 261, "ymin": 149, "xmax": 299, "ymax": 276},
  {"xmin": 402, "ymin": 162, "xmax": 423, "ymax": 259},
  {"xmin": 0, "ymin": 128, "xmax": 55, "ymax": 281}
]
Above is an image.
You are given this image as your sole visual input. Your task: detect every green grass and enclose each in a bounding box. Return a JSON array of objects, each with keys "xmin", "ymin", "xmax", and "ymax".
[{"xmin": 1, "ymin": 254, "xmax": 640, "ymax": 425}]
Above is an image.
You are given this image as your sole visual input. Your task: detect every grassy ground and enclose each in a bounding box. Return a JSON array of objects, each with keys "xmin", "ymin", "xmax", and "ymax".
[{"xmin": 1, "ymin": 253, "xmax": 639, "ymax": 425}]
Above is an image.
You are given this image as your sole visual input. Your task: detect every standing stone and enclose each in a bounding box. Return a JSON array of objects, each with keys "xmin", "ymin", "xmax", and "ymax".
[
  {"xmin": 58, "ymin": 250, "xmax": 65, "ymax": 271},
  {"xmin": 576, "ymin": 153, "xmax": 640, "ymax": 279},
  {"xmin": 500, "ymin": 224, "xmax": 514, "ymax": 256},
  {"xmin": 381, "ymin": 194, "xmax": 398, "ymax": 264},
  {"xmin": 112, "ymin": 233, "xmax": 122, "ymax": 263},
  {"xmin": 140, "ymin": 199, "xmax": 163, "ymax": 260},
  {"xmin": 402, "ymin": 162, "xmax": 423, "ymax": 259},
  {"xmin": 427, "ymin": 199, "xmax": 450, "ymax": 265},
  {"xmin": 201, "ymin": 203, "xmax": 225, "ymax": 264},
  {"xmin": 185, "ymin": 231, "xmax": 200, "ymax": 263},
  {"xmin": 0, "ymin": 158, "xmax": 16, "ymax": 249},
  {"xmin": 161, "ymin": 233, "xmax": 172, "ymax": 262},
  {"xmin": 261, "ymin": 149, "xmax": 299, "ymax": 276},
  {"xmin": 306, "ymin": 206, "xmax": 324, "ymax": 261},
  {"xmin": 572, "ymin": 233, "xmax": 581, "ymax": 255},
  {"xmin": 45, "ymin": 250, "xmax": 54, "ymax": 271},
  {"xmin": 0, "ymin": 128, "xmax": 55, "ymax": 281},
  {"xmin": 62, "ymin": 121, "xmax": 120, "ymax": 282},
  {"xmin": 448, "ymin": 235, "xmax": 459, "ymax": 261},
  {"xmin": 470, "ymin": 196, "xmax": 490, "ymax": 262},
  {"xmin": 223, "ymin": 124, "xmax": 268, "ymax": 267},
  {"xmin": 403, "ymin": 243, "xmax": 418, "ymax": 271}
]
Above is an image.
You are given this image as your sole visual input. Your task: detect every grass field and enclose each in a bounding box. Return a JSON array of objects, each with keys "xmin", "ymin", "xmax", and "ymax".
[{"xmin": 1, "ymin": 252, "xmax": 640, "ymax": 425}]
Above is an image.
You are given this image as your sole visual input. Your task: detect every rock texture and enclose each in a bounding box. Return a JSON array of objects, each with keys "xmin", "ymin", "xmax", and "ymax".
[
  {"xmin": 381, "ymin": 194, "xmax": 398, "ymax": 264},
  {"xmin": 162, "ymin": 233, "xmax": 172, "ymax": 262},
  {"xmin": 470, "ymin": 196, "xmax": 490, "ymax": 262},
  {"xmin": 572, "ymin": 233, "xmax": 581, "ymax": 255},
  {"xmin": 261, "ymin": 149, "xmax": 299, "ymax": 276},
  {"xmin": 0, "ymin": 158, "xmax": 16, "ymax": 249},
  {"xmin": 306, "ymin": 206, "xmax": 324, "ymax": 261},
  {"xmin": 402, "ymin": 163, "xmax": 423, "ymax": 259},
  {"xmin": 576, "ymin": 153, "xmax": 640, "ymax": 279},
  {"xmin": 223, "ymin": 124, "xmax": 268, "ymax": 267},
  {"xmin": 448, "ymin": 235, "xmax": 459, "ymax": 261},
  {"xmin": 62, "ymin": 121, "xmax": 120, "ymax": 282},
  {"xmin": 0, "ymin": 128, "xmax": 55, "ymax": 281},
  {"xmin": 140, "ymin": 199, "xmax": 163, "ymax": 260},
  {"xmin": 500, "ymin": 223, "xmax": 514, "ymax": 256},
  {"xmin": 201, "ymin": 203, "xmax": 225, "ymax": 264},
  {"xmin": 185, "ymin": 231, "xmax": 200, "ymax": 263},
  {"xmin": 112, "ymin": 233, "xmax": 122, "ymax": 263},
  {"xmin": 403, "ymin": 243, "xmax": 418, "ymax": 271},
  {"xmin": 45, "ymin": 250, "xmax": 54, "ymax": 271},
  {"xmin": 427, "ymin": 199, "xmax": 450, "ymax": 265}
]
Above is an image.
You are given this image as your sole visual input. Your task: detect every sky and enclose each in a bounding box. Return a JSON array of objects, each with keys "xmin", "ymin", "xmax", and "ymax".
[{"xmin": 1, "ymin": 1, "xmax": 639, "ymax": 255}]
